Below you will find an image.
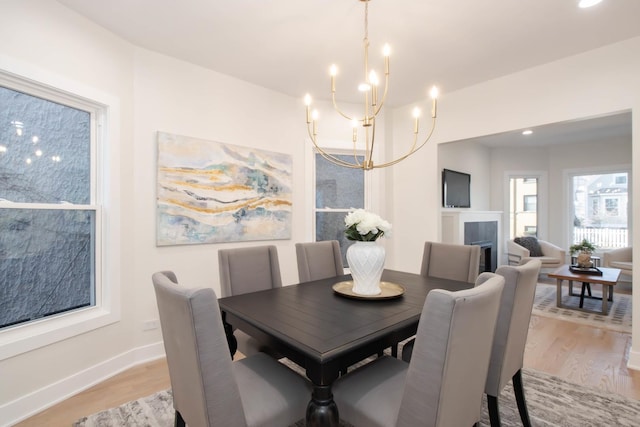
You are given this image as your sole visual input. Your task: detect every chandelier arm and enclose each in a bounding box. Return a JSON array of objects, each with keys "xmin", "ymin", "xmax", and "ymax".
[
  {"xmin": 373, "ymin": 72, "xmax": 390, "ymax": 116},
  {"xmin": 307, "ymin": 124, "xmax": 365, "ymax": 169},
  {"xmin": 331, "ymin": 92, "xmax": 356, "ymax": 121},
  {"xmin": 371, "ymin": 117, "xmax": 437, "ymax": 169},
  {"xmin": 351, "ymin": 138, "xmax": 363, "ymax": 166},
  {"xmin": 368, "ymin": 120, "xmax": 377, "ymax": 165}
]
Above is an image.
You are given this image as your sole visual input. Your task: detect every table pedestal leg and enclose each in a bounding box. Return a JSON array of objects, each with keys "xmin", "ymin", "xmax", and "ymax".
[{"xmin": 306, "ymin": 385, "xmax": 339, "ymax": 427}]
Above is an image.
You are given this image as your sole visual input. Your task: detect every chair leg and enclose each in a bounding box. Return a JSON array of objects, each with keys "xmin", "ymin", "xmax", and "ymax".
[
  {"xmin": 488, "ymin": 395, "xmax": 501, "ymax": 427},
  {"xmin": 513, "ymin": 369, "xmax": 532, "ymax": 427},
  {"xmin": 175, "ymin": 410, "xmax": 186, "ymax": 427}
]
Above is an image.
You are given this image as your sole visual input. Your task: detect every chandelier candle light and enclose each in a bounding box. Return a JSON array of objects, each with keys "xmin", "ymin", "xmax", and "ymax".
[{"xmin": 304, "ymin": 0, "xmax": 439, "ymax": 170}]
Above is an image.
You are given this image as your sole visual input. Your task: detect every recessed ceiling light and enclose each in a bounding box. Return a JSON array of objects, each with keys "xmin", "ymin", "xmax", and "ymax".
[
  {"xmin": 579, "ymin": 0, "xmax": 603, "ymax": 8},
  {"xmin": 522, "ymin": 130, "xmax": 533, "ymax": 135}
]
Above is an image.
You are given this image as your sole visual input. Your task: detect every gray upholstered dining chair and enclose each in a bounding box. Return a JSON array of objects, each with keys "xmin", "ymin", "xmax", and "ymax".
[
  {"xmin": 332, "ymin": 274, "xmax": 504, "ymax": 427},
  {"xmin": 476, "ymin": 258, "xmax": 541, "ymax": 427},
  {"xmin": 152, "ymin": 271, "xmax": 311, "ymax": 427},
  {"xmin": 295, "ymin": 240, "xmax": 344, "ymax": 282},
  {"xmin": 421, "ymin": 241, "xmax": 482, "ymax": 283},
  {"xmin": 400, "ymin": 241, "xmax": 482, "ymax": 361},
  {"xmin": 218, "ymin": 245, "xmax": 282, "ymax": 357}
]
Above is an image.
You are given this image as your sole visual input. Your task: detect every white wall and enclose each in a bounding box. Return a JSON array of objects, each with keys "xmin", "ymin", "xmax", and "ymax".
[
  {"xmin": 2, "ymin": 0, "xmax": 640, "ymax": 422},
  {"xmin": 0, "ymin": 1, "xmax": 311, "ymax": 423},
  {"xmin": 0, "ymin": 0, "xmax": 137, "ymax": 420},
  {"xmin": 129, "ymin": 48, "xmax": 309, "ymax": 350},
  {"xmin": 390, "ymin": 36, "xmax": 640, "ymax": 369},
  {"xmin": 438, "ymin": 140, "xmax": 493, "ymax": 212}
]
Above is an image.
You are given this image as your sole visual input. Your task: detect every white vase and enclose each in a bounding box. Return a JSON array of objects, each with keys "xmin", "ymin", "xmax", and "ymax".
[{"xmin": 346, "ymin": 241, "xmax": 385, "ymax": 295}]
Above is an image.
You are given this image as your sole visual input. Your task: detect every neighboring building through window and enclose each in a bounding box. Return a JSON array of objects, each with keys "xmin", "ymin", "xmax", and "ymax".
[
  {"xmin": 571, "ymin": 172, "xmax": 629, "ymax": 249},
  {"xmin": 314, "ymin": 153, "xmax": 365, "ymax": 267}
]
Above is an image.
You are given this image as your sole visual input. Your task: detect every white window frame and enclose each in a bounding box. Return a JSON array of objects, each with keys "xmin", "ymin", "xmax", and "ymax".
[
  {"xmin": 0, "ymin": 62, "xmax": 121, "ymax": 360},
  {"xmin": 303, "ymin": 139, "xmax": 380, "ymax": 243},
  {"xmin": 313, "ymin": 151, "xmax": 369, "ymax": 233},
  {"xmin": 564, "ymin": 165, "xmax": 631, "ymax": 250}
]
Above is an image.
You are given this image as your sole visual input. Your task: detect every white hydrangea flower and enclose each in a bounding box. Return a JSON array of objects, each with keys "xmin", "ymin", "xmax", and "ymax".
[{"xmin": 344, "ymin": 209, "xmax": 392, "ymax": 241}]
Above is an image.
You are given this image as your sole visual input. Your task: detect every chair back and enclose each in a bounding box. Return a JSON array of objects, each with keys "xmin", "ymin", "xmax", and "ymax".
[
  {"xmin": 152, "ymin": 272, "xmax": 247, "ymax": 427},
  {"xmin": 421, "ymin": 241, "xmax": 481, "ymax": 283},
  {"xmin": 477, "ymin": 258, "xmax": 542, "ymax": 396},
  {"xmin": 218, "ymin": 245, "xmax": 282, "ymax": 297},
  {"xmin": 397, "ymin": 275, "xmax": 504, "ymax": 427},
  {"xmin": 295, "ymin": 240, "xmax": 344, "ymax": 282}
]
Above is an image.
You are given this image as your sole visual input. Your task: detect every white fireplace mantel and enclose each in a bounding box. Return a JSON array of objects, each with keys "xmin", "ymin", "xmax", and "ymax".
[{"xmin": 441, "ymin": 210, "xmax": 504, "ymax": 264}]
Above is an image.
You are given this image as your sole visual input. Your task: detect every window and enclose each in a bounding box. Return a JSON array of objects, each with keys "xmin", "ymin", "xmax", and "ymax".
[
  {"xmin": 590, "ymin": 198, "xmax": 600, "ymax": 216},
  {"xmin": 571, "ymin": 172, "xmax": 629, "ymax": 249},
  {"xmin": 508, "ymin": 177, "xmax": 538, "ymax": 239},
  {"xmin": 605, "ymin": 198, "xmax": 619, "ymax": 216},
  {"xmin": 0, "ymin": 68, "xmax": 116, "ymax": 360},
  {"xmin": 314, "ymin": 153, "xmax": 365, "ymax": 267},
  {"xmin": 523, "ymin": 195, "xmax": 537, "ymax": 212}
]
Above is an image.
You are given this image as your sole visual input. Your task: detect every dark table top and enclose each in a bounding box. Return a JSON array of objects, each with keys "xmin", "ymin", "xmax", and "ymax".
[{"xmin": 218, "ymin": 269, "xmax": 472, "ymax": 385}]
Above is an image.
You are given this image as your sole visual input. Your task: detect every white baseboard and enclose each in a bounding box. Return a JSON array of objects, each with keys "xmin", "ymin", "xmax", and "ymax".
[
  {"xmin": 628, "ymin": 345, "xmax": 640, "ymax": 371},
  {"xmin": 1, "ymin": 341, "xmax": 165, "ymax": 427}
]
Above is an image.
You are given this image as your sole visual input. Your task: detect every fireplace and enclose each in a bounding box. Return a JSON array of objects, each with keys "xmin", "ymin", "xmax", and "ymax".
[
  {"xmin": 441, "ymin": 210, "xmax": 502, "ymax": 270},
  {"xmin": 464, "ymin": 221, "xmax": 498, "ymax": 273},
  {"xmin": 472, "ymin": 240, "xmax": 493, "ymax": 273}
]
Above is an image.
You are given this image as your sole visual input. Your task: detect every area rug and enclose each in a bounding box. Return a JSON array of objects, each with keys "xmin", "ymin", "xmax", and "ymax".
[
  {"xmin": 533, "ymin": 283, "xmax": 632, "ymax": 333},
  {"xmin": 74, "ymin": 367, "xmax": 640, "ymax": 427}
]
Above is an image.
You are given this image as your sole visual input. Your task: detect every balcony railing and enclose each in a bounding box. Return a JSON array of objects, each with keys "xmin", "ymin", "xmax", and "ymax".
[{"xmin": 573, "ymin": 227, "xmax": 628, "ymax": 250}]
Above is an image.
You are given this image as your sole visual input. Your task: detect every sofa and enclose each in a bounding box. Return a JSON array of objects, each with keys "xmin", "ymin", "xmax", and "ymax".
[
  {"xmin": 603, "ymin": 246, "xmax": 632, "ymax": 277},
  {"xmin": 507, "ymin": 237, "xmax": 566, "ymax": 270}
]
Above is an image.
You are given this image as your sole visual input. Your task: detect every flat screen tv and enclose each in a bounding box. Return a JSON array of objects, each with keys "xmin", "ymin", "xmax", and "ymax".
[{"xmin": 442, "ymin": 168, "xmax": 471, "ymax": 208}]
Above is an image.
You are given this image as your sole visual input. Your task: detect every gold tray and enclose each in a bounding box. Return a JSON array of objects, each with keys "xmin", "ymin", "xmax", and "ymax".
[{"xmin": 332, "ymin": 281, "xmax": 405, "ymax": 300}]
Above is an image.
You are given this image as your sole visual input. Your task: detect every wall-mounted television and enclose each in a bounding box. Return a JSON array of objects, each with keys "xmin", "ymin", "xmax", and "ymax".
[{"xmin": 442, "ymin": 168, "xmax": 471, "ymax": 208}]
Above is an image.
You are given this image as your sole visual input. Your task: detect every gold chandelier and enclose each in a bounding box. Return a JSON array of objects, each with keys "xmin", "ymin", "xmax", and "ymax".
[{"xmin": 304, "ymin": 0, "xmax": 438, "ymax": 171}]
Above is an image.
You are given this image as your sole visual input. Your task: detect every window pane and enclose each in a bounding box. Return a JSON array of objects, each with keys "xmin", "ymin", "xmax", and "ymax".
[
  {"xmin": 0, "ymin": 209, "xmax": 95, "ymax": 329},
  {"xmin": 316, "ymin": 211, "xmax": 354, "ymax": 267},
  {"xmin": 315, "ymin": 154, "xmax": 364, "ymax": 209},
  {"xmin": 0, "ymin": 86, "xmax": 91, "ymax": 204}
]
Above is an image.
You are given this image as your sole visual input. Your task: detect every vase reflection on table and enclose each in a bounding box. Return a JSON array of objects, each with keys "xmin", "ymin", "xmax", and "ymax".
[{"xmin": 343, "ymin": 209, "xmax": 391, "ymax": 296}]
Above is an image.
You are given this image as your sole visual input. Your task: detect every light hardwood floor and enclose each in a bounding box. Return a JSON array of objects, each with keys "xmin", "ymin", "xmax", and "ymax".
[{"xmin": 15, "ymin": 293, "xmax": 640, "ymax": 426}]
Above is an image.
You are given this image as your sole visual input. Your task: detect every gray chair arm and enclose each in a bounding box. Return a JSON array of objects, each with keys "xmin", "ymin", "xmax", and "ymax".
[{"xmin": 506, "ymin": 240, "xmax": 528, "ymax": 265}]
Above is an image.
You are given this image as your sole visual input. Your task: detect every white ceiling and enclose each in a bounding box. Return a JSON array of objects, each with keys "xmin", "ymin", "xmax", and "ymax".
[
  {"xmin": 56, "ymin": 0, "xmax": 637, "ymax": 144},
  {"xmin": 447, "ymin": 111, "xmax": 633, "ymax": 148}
]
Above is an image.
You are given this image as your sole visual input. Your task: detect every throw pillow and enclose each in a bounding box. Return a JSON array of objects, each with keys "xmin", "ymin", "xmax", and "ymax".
[{"xmin": 514, "ymin": 236, "xmax": 544, "ymax": 257}]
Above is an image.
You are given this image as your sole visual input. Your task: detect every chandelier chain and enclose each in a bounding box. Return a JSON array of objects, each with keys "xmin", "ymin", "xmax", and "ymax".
[{"xmin": 364, "ymin": 1, "xmax": 369, "ymax": 42}]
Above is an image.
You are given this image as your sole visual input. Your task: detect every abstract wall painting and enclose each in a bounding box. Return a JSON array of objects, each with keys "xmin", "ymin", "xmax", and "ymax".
[{"xmin": 156, "ymin": 132, "xmax": 292, "ymax": 246}]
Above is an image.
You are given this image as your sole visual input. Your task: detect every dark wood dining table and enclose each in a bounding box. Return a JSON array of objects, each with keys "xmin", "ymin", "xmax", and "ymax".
[{"xmin": 218, "ymin": 269, "xmax": 472, "ymax": 427}]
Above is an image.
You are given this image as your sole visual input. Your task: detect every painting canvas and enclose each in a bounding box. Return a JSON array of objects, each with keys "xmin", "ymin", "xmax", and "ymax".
[{"xmin": 156, "ymin": 132, "xmax": 292, "ymax": 246}]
